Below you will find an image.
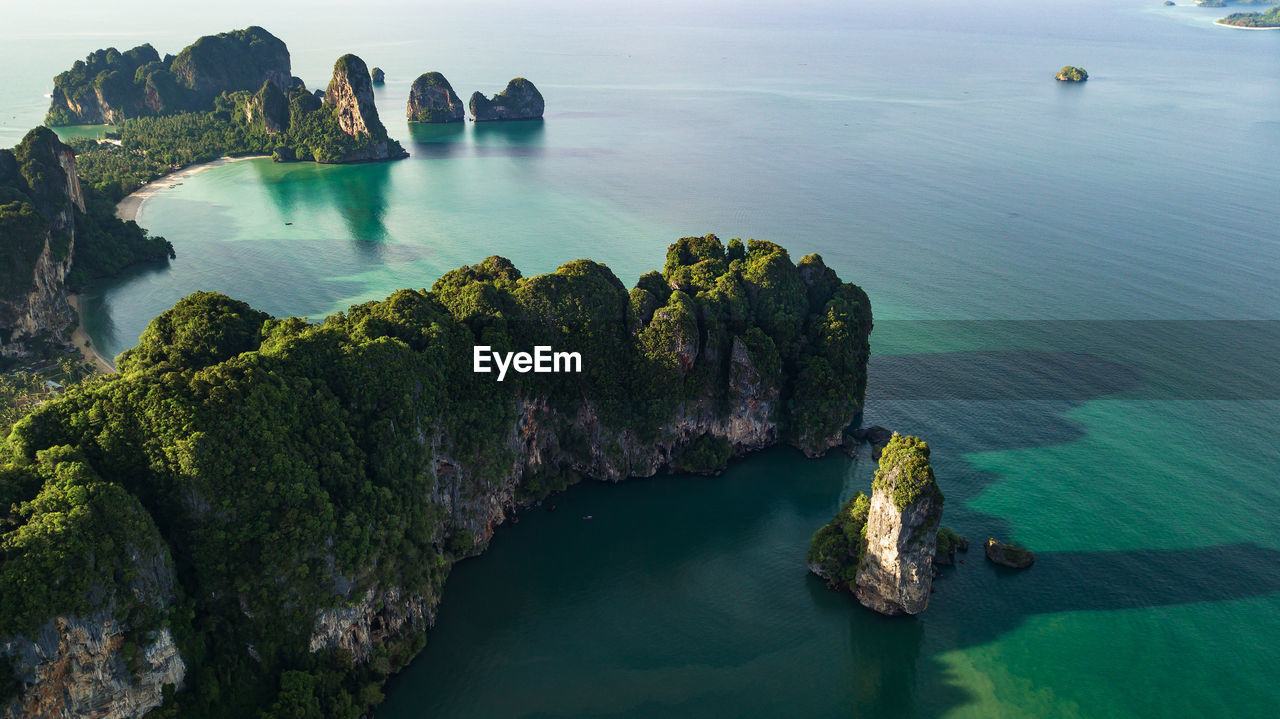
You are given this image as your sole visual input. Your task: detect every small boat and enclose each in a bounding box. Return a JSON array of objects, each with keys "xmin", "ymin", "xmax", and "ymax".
[
  {"xmin": 582, "ymin": 515, "xmax": 593, "ymax": 520},
  {"xmin": 285, "ymin": 222, "xmax": 293, "ymax": 225}
]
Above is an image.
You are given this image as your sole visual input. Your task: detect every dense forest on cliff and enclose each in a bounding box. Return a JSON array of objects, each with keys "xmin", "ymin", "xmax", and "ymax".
[{"xmin": 0, "ymin": 236, "xmax": 870, "ymax": 718}]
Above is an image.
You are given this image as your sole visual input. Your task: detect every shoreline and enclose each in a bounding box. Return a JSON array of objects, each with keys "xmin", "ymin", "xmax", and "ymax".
[
  {"xmin": 1213, "ymin": 20, "xmax": 1280, "ymax": 30},
  {"xmin": 115, "ymin": 154, "xmax": 266, "ymax": 223},
  {"xmin": 67, "ymin": 294, "xmax": 116, "ymax": 375}
]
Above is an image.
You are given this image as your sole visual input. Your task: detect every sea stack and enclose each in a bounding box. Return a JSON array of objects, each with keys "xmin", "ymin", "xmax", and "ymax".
[
  {"xmin": 371, "ymin": 67, "xmax": 385, "ymax": 84},
  {"xmin": 323, "ymin": 54, "xmax": 407, "ymax": 161},
  {"xmin": 469, "ymin": 78, "xmax": 545, "ymax": 121},
  {"xmin": 407, "ymin": 72, "xmax": 465, "ymax": 123},
  {"xmin": 853, "ymin": 434, "xmax": 943, "ymax": 615}
]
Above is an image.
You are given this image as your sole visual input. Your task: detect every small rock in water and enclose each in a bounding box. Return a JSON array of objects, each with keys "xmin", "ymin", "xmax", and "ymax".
[{"xmin": 984, "ymin": 538, "xmax": 1035, "ymax": 569}]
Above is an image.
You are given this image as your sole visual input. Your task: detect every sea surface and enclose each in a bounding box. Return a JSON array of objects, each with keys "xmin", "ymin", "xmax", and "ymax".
[{"xmin": 2, "ymin": 1, "xmax": 1279, "ymax": 717}]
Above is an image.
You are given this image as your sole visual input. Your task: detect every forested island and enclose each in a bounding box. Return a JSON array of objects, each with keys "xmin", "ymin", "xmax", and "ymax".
[
  {"xmin": 1217, "ymin": 6, "xmax": 1280, "ymax": 27},
  {"xmin": 1056, "ymin": 66, "xmax": 1089, "ymax": 82},
  {"xmin": 0, "ymin": 236, "xmax": 872, "ymax": 718}
]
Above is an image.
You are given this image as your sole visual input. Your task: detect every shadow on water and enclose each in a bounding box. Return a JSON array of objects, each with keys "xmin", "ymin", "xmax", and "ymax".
[
  {"xmin": 407, "ymin": 122, "xmax": 467, "ymax": 158},
  {"xmin": 845, "ymin": 344, "xmax": 1280, "ymax": 715},
  {"xmin": 471, "ymin": 119, "xmax": 547, "ymax": 157},
  {"xmin": 253, "ymin": 160, "xmax": 395, "ymax": 251}
]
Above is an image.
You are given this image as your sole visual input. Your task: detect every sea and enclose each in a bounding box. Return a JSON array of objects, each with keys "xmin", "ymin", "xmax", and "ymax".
[{"xmin": 2, "ymin": 1, "xmax": 1278, "ymax": 716}]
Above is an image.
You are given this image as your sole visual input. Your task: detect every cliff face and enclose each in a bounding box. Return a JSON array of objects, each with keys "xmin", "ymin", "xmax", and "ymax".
[
  {"xmin": 406, "ymin": 72, "xmax": 465, "ymax": 123},
  {"xmin": 0, "ymin": 128, "xmax": 84, "ymax": 355},
  {"xmin": 854, "ymin": 434, "xmax": 943, "ymax": 615},
  {"xmin": 0, "ymin": 450, "xmax": 185, "ymax": 719},
  {"xmin": 324, "ymin": 54, "xmax": 407, "ymax": 161},
  {"xmin": 46, "ymin": 27, "xmax": 290, "ymax": 125},
  {"xmin": 469, "ymin": 78, "xmax": 545, "ymax": 121},
  {"xmin": 245, "ymin": 79, "xmax": 290, "ymax": 135},
  {"xmin": 0, "ymin": 617, "xmax": 184, "ymax": 719}
]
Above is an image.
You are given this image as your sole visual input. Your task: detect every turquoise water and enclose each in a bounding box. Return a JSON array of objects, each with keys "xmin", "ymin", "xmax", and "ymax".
[{"xmin": 3, "ymin": 1, "xmax": 1279, "ymax": 716}]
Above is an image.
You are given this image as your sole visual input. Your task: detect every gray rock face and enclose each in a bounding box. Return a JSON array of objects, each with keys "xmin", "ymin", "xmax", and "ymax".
[
  {"xmin": 1, "ymin": 516, "xmax": 184, "ymax": 719},
  {"xmin": 406, "ymin": 72, "xmax": 465, "ymax": 123},
  {"xmin": 469, "ymin": 78, "xmax": 545, "ymax": 121},
  {"xmin": 854, "ymin": 435, "xmax": 943, "ymax": 615},
  {"xmin": 371, "ymin": 67, "xmax": 385, "ymax": 84},
  {"xmin": 0, "ymin": 128, "xmax": 84, "ymax": 357},
  {"xmin": 0, "ymin": 617, "xmax": 185, "ymax": 719},
  {"xmin": 324, "ymin": 54, "xmax": 406, "ymax": 161}
]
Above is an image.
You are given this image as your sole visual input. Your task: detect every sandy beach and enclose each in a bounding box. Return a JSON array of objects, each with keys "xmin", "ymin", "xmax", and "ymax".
[
  {"xmin": 1213, "ymin": 21, "xmax": 1280, "ymax": 30},
  {"xmin": 67, "ymin": 294, "xmax": 116, "ymax": 374},
  {"xmin": 115, "ymin": 155, "xmax": 265, "ymax": 223}
]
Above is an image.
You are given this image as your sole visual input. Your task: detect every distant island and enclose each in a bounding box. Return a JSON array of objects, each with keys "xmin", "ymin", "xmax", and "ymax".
[
  {"xmin": 1217, "ymin": 6, "xmax": 1280, "ymax": 27},
  {"xmin": 1056, "ymin": 66, "xmax": 1089, "ymax": 82}
]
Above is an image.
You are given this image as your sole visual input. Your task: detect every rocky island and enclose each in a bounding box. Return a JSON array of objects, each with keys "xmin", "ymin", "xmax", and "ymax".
[
  {"xmin": 808, "ymin": 433, "xmax": 944, "ymax": 615},
  {"xmin": 407, "ymin": 72, "xmax": 466, "ymax": 123},
  {"xmin": 0, "ymin": 235, "xmax": 871, "ymax": 718},
  {"xmin": 470, "ymin": 78, "xmax": 545, "ymax": 121},
  {"xmin": 1056, "ymin": 66, "xmax": 1089, "ymax": 82},
  {"xmin": 371, "ymin": 67, "xmax": 385, "ymax": 84}
]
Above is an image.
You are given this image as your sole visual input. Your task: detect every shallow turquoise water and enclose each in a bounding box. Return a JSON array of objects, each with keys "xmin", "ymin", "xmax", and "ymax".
[{"xmin": 4, "ymin": 1, "xmax": 1280, "ymax": 716}]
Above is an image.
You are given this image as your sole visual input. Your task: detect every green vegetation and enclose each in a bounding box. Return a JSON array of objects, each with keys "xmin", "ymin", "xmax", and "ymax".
[
  {"xmin": 936, "ymin": 526, "xmax": 962, "ymax": 556},
  {"xmin": 0, "ymin": 237, "xmax": 870, "ymax": 718},
  {"xmin": 872, "ymin": 434, "xmax": 943, "ymax": 511},
  {"xmin": 1219, "ymin": 6, "xmax": 1280, "ymax": 27},
  {"xmin": 0, "ymin": 128, "xmax": 172, "ymax": 292},
  {"xmin": 807, "ymin": 492, "xmax": 870, "ymax": 588},
  {"xmin": 46, "ymin": 27, "xmax": 289, "ymax": 126},
  {"xmin": 1056, "ymin": 66, "xmax": 1089, "ymax": 82}
]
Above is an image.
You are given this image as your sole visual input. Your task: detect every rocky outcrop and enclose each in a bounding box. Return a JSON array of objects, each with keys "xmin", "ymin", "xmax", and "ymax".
[
  {"xmin": 324, "ymin": 54, "xmax": 407, "ymax": 161},
  {"xmin": 309, "ymin": 587, "xmax": 432, "ymax": 662},
  {"xmin": 406, "ymin": 72, "xmax": 465, "ymax": 123},
  {"xmin": 244, "ymin": 79, "xmax": 290, "ymax": 134},
  {"xmin": 853, "ymin": 434, "xmax": 943, "ymax": 615},
  {"xmin": 0, "ymin": 454, "xmax": 185, "ymax": 719},
  {"xmin": 934, "ymin": 527, "xmax": 968, "ymax": 566},
  {"xmin": 469, "ymin": 78, "xmax": 545, "ymax": 121},
  {"xmin": 0, "ymin": 618, "xmax": 184, "ymax": 719},
  {"xmin": 0, "ymin": 128, "xmax": 84, "ymax": 356},
  {"xmin": 47, "ymin": 27, "xmax": 291, "ymax": 125},
  {"xmin": 371, "ymin": 67, "xmax": 385, "ymax": 84},
  {"xmin": 45, "ymin": 45, "xmax": 160, "ymax": 125},
  {"xmin": 985, "ymin": 538, "xmax": 1035, "ymax": 569}
]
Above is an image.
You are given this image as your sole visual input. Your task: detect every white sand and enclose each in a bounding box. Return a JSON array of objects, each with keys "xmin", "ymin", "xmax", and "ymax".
[{"xmin": 114, "ymin": 155, "xmax": 264, "ymax": 223}]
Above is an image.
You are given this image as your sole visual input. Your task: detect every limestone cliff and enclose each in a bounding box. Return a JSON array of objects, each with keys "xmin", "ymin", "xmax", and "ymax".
[
  {"xmin": 47, "ymin": 27, "xmax": 291, "ymax": 125},
  {"xmin": 854, "ymin": 434, "xmax": 943, "ymax": 615},
  {"xmin": 469, "ymin": 78, "xmax": 545, "ymax": 121},
  {"xmin": 407, "ymin": 72, "xmax": 466, "ymax": 123},
  {"xmin": 324, "ymin": 54, "xmax": 407, "ymax": 161},
  {"xmin": 0, "ymin": 128, "xmax": 84, "ymax": 356},
  {"xmin": 0, "ymin": 450, "xmax": 185, "ymax": 719},
  {"xmin": 244, "ymin": 79, "xmax": 290, "ymax": 135}
]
